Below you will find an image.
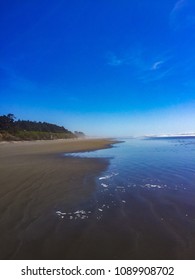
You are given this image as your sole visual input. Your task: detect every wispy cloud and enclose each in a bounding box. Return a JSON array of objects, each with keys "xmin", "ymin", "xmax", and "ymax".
[
  {"xmin": 172, "ymin": 0, "xmax": 186, "ymax": 11},
  {"xmin": 170, "ymin": 0, "xmax": 195, "ymax": 31},
  {"xmin": 151, "ymin": 61, "xmax": 164, "ymax": 70},
  {"xmin": 106, "ymin": 49, "xmax": 146, "ymax": 68},
  {"xmin": 106, "ymin": 53, "xmax": 126, "ymax": 66},
  {"xmin": 106, "ymin": 48, "xmax": 173, "ymax": 83}
]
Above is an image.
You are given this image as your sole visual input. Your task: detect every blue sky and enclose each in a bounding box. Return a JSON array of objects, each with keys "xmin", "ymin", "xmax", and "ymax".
[{"xmin": 1, "ymin": 0, "xmax": 195, "ymax": 136}]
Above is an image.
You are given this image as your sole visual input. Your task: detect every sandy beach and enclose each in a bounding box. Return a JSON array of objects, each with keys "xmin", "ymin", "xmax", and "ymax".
[
  {"xmin": 0, "ymin": 138, "xmax": 116, "ymax": 259},
  {"xmin": 1, "ymin": 138, "xmax": 195, "ymax": 260}
]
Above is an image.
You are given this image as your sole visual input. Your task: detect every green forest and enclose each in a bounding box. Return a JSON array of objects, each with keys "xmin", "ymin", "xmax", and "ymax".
[{"xmin": 0, "ymin": 114, "xmax": 85, "ymax": 141}]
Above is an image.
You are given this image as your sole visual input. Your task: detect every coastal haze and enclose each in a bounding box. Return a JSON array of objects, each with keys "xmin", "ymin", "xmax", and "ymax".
[{"xmin": 0, "ymin": 0, "xmax": 195, "ymax": 260}]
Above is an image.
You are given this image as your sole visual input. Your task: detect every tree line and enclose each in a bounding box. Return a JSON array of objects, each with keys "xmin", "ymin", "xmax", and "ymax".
[{"xmin": 0, "ymin": 114, "xmax": 85, "ymax": 141}]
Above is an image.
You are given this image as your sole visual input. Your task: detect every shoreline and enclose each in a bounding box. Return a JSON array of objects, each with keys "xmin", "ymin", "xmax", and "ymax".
[
  {"xmin": 0, "ymin": 138, "xmax": 118, "ymax": 259},
  {"xmin": 0, "ymin": 138, "xmax": 118, "ymax": 156}
]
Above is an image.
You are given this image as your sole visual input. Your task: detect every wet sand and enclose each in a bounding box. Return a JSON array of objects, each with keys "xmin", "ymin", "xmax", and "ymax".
[{"xmin": 0, "ymin": 138, "xmax": 116, "ymax": 259}]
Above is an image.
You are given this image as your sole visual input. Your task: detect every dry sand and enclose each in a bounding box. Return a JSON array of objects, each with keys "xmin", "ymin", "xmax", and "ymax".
[{"xmin": 0, "ymin": 138, "xmax": 116, "ymax": 259}]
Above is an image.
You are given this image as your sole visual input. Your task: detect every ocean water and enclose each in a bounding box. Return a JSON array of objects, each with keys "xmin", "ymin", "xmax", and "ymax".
[{"xmin": 60, "ymin": 138, "xmax": 195, "ymax": 259}]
